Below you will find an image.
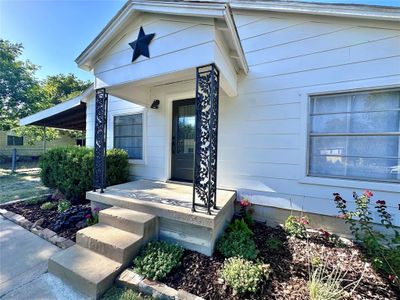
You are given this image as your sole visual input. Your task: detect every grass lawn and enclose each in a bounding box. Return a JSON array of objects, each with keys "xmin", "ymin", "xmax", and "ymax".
[{"xmin": 0, "ymin": 162, "xmax": 50, "ymax": 204}]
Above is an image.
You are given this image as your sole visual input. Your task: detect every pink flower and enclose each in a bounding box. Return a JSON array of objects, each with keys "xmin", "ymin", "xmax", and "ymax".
[
  {"xmin": 240, "ymin": 199, "xmax": 250, "ymax": 208},
  {"xmin": 85, "ymin": 214, "xmax": 92, "ymax": 219},
  {"xmin": 388, "ymin": 274, "xmax": 396, "ymax": 282},
  {"xmin": 363, "ymin": 190, "xmax": 374, "ymax": 198},
  {"xmin": 338, "ymin": 213, "xmax": 350, "ymax": 219},
  {"xmin": 376, "ymin": 200, "xmax": 386, "ymax": 206},
  {"xmin": 300, "ymin": 217, "xmax": 309, "ymax": 225},
  {"xmin": 319, "ymin": 229, "xmax": 331, "ymax": 239}
]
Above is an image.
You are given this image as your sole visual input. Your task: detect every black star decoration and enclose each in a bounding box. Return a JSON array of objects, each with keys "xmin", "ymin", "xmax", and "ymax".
[{"xmin": 129, "ymin": 26, "xmax": 155, "ymax": 62}]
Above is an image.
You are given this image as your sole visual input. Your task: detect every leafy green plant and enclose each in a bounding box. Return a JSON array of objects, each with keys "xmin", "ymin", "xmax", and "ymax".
[
  {"xmin": 134, "ymin": 241, "xmax": 184, "ymax": 280},
  {"xmin": 265, "ymin": 237, "xmax": 283, "ymax": 251},
  {"xmin": 284, "ymin": 215, "xmax": 310, "ymax": 239},
  {"xmin": 334, "ymin": 191, "xmax": 399, "ymax": 287},
  {"xmin": 57, "ymin": 199, "xmax": 71, "ymax": 212},
  {"xmin": 101, "ymin": 286, "xmax": 150, "ymax": 300},
  {"xmin": 319, "ymin": 229, "xmax": 346, "ymax": 248},
  {"xmin": 221, "ymin": 257, "xmax": 272, "ymax": 294},
  {"xmin": 217, "ymin": 219, "xmax": 258, "ymax": 260},
  {"xmin": 40, "ymin": 201, "xmax": 57, "ymax": 210},
  {"xmin": 308, "ymin": 256, "xmax": 365, "ymax": 300},
  {"xmin": 40, "ymin": 147, "xmax": 129, "ymax": 203}
]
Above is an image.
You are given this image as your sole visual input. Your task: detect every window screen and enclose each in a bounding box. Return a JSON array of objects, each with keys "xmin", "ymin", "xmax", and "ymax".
[
  {"xmin": 308, "ymin": 89, "xmax": 400, "ymax": 182},
  {"xmin": 7, "ymin": 135, "xmax": 23, "ymax": 146}
]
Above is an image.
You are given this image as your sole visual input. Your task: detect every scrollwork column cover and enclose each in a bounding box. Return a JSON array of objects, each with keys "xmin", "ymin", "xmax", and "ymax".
[
  {"xmin": 93, "ymin": 88, "xmax": 108, "ymax": 193},
  {"xmin": 193, "ymin": 64, "xmax": 220, "ymax": 214}
]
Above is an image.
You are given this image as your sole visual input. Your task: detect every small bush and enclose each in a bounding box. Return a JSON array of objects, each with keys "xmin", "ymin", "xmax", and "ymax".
[
  {"xmin": 284, "ymin": 215, "xmax": 310, "ymax": 239},
  {"xmin": 85, "ymin": 208, "xmax": 99, "ymax": 226},
  {"xmin": 40, "ymin": 201, "xmax": 57, "ymax": 210},
  {"xmin": 134, "ymin": 241, "xmax": 184, "ymax": 280},
  {"xmin": 239, "ymin": 198, "xmax": 254, "ymax": 226},
  {"xmin": 26, "ymin": 196, "xmax": 47, "ymax": 206},
  {"xmin": 265, "ymin": 237, "xmax": 283, "ymax": 251},
  {"xmin": 101, "ymin": 286, "xmax": 150, "ymax": 300},
  {"xmin": 57, "ymin": 200, "xmax": 71, "ymax": 212},
  {"xmin": 217, "ymin": 219, "xmax": 258, "ymax": 260},
  {"xmin": 40, "ymin": 147, "xmax": 129, "ymax": 203},
  {"xmin": 221, "ymin": 257, "xmax": 272, "ymax": 294}
]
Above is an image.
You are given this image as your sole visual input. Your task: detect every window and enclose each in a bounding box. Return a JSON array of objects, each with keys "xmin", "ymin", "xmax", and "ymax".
[
  {"xmin": 308, "ymin": 89, "xmax": 400, "ymax": 183},
  {"xmin": 7, "ymin": 135, "xmax": 23, "ymax": 146},
  {"xmin": 76, "ymin": 139, "xmax": 86, "ymax": 147},
  {"xmin": 114, "ymin": 114, "xmax": 143, "ymax": 160}
]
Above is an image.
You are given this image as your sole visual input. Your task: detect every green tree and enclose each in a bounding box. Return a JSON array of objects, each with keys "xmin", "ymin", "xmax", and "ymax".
[
  {"xmin": 0, "ymin": 39, "xmax": 43, "ymax": 130},
  {"xmin": 42, "ymin": 73, "xmax": 90, "ymax": 105}
]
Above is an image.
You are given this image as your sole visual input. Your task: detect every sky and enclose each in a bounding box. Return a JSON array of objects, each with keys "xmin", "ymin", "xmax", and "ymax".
[{"xmin": 1, "ymin": 0, "xmax": 399, "ymax": 82}]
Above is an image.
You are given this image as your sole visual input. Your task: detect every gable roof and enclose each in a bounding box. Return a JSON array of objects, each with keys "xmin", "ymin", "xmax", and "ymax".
[{"xmin": 76, "ymin": 0, "xmax": 248, "ymax": 74}]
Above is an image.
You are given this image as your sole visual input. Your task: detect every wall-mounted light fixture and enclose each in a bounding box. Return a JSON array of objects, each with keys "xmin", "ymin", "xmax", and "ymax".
[{"xmin": 151, "ymin": 99, "xmax": 160, "ymax": 109}]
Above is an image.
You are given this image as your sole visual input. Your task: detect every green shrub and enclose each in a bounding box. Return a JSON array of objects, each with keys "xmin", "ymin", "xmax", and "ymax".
[
  {"xmin": 217, "ymin": 218, "xmax": 258, "ymax": 260},
  {"xmin": 26, "ymin": 196, "xmax": 47, "ymax": 206},
  {"xmin": 40, "ymin": 201, "xmax": 57, "ymax": 210},
  {"xmin": 284, "ymin": 215, "xmax": 310, "ymax": 239},
  {"xmin": 265, "ymin": 237, "xmax": 283, "ymax": 251},
  {"xmin": 221, "ymin": 257, "xmax": 272, "ymax": 294},
  {"xmin": 40, "ymin": 147, "xmax": 129, "ymax": 203},
  {"xmin": 134, "ymin": 241, "xmax": 184, "ymax": 280},
  {"xmin": 57, "ymin": 200, "xmax": 71, "ymax": 212},
  {"xmin": 101, "ymin": 286, "xmax": 150, "ymax": 300}
]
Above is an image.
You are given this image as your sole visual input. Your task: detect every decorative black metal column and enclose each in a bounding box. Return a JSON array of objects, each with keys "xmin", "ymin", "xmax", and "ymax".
[
  {"xmin": 193, "ymin": 64, "xmax": 220, "ymax": 214},
  {"xmin": 93, "ymin": 88, "xmax": 108, "ymax": 193}
]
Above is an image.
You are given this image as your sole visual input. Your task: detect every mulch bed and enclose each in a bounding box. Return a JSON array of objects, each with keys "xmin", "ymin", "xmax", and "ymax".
[
  {"xmin": 162, "ymin": 223, "xmax": 399, "ymax": 300},
  {"xmin": 2, "ymin": 199, "xmax": 90, "ymax": 241}
]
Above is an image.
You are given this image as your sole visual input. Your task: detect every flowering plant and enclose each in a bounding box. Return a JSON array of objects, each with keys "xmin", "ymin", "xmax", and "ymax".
[
  {"xmin": 284, "ymin": 215, "xmax": 310, "ymax": 239},
  {"xmin": 239, "ymin": 197, "xmax": 254, "ymax": 226},
  {"xmin": 85, "ymin": 208, "xmax": 99, "ymax": 226},
  {"xmin": 333, "ymin": 191, "xmax": 399, "ymax": 287}
]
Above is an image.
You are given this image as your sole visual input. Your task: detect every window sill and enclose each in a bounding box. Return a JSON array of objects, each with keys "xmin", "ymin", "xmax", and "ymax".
[{"xmin": 299, "ymin": 176, "xmax": 400, "ymax": 193}]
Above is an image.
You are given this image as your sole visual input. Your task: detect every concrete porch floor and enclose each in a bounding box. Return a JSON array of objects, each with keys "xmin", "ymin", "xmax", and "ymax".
[{"xmin": 86, "ymin": 180, "xmax": 236, "ymax": 255}]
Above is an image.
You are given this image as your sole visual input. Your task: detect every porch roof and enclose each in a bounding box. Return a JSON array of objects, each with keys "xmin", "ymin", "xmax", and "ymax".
[{"xmin": 19, "ymin": 85, "xmax": 93, "ymax": 131}]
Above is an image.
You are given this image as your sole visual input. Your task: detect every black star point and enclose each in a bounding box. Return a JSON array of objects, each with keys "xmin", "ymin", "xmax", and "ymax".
[{"xmin": 129, "ymin": 26, "xmax": 155, "ymax": 63}]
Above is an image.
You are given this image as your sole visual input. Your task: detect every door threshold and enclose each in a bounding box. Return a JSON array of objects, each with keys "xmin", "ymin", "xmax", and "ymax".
[{"xmin": 166, "ymin": 179, "xmax": 193, "ymax": 186}]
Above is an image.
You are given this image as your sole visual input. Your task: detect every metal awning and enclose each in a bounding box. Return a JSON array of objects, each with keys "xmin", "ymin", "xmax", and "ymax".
[{"xmin": 20, "ymin": 85, "xmax": 93, "ymax": 131}]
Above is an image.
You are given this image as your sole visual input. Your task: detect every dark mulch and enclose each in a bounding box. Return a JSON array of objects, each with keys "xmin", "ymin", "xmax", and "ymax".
[
  {"xmin": 162, "ymin": 223, "xmax": 399, "ymax": 300},
  {"xmin": 3, "ymin": 199, "xmax": 90, "ymax": 241}
]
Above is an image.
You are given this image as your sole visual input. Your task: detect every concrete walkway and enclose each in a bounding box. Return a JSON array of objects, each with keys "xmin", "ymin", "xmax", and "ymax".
[{"xmin": 0, "ymin": 216, "xmax": 87, "ymax": 299}]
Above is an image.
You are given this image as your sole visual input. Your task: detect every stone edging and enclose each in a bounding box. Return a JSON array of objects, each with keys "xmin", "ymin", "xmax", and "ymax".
[
  {"xmin": 117, "ymin": 268, "xmax": 204, "ymax": 300},
  {"xmin": 0, "ymin": 208, "xmax": 75, "ymax": 249}
]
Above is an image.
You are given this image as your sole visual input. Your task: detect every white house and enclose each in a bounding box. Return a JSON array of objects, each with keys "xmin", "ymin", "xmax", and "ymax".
[
  {"xmin": 22, "ymin": 0, "xmax": 400, "ymax": 224},
  {"xmin": 20, "ymin": 1, "xmax": 400, "ymax": 297}
]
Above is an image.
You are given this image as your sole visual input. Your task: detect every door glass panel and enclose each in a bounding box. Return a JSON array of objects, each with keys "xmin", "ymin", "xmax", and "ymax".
[{"xmin": 177, "ymin": 104, "xmax": 195, "ymax": 154}]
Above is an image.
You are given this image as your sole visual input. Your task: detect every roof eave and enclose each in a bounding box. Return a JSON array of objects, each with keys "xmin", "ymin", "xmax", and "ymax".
[{"xmin": 229, "ymin": 1, "xmax": 400, "ymax": 22}]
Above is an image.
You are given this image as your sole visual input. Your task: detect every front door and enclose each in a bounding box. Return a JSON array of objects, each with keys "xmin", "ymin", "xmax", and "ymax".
[{"xmin": 171, "ymin": 99, "xmax": 195, "ymax": 182}]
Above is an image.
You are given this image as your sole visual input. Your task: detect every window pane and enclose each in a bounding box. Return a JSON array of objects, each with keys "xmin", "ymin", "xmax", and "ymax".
[
  {"xmin": 310, "ymin": 95, "xmax": 349, "ymax": 114},
  {"xmin": 114, "ymin": 113, "xmax": 143, "ymax": 159},
  {"xmin": 351, "ymin": 91, "xmax": 400, "ymax": 111},
  {"xmin": 311, "ymin": 111, "xmax": 400, "ymax": 134},
  {"xmin": 309, "ymin": 155, "xmax": 399, "ymax": 181},
  {"xmin": 310, "ymin": 136, "xmax": 399, "ymax": 158}
]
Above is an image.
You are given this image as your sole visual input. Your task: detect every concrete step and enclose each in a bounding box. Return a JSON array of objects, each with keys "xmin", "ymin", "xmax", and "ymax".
[
  {"xmin": 99, "ymin": 207, "xmax": 157, "ymax": 243},
  {"xmin": 48, "ymin": 245, "xmax": 121, "ymax": 299},
  {"xmin": 76, "ymin": 223, "xmax": 143, "ymax": 264}
]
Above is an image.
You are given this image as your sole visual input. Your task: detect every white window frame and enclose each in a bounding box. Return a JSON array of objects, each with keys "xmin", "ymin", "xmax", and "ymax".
[
  {"xmin": 298, "ymin": 79, "xmax": 400, "ymax": 193},
  {"xmin": 110, "ymin": 108, "xmax": 147, "ymax": 165}
]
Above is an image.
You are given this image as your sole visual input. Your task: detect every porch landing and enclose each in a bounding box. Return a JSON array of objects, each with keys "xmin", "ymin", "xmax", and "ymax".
[{"xmin": 86, "ymin": 180, "xmax": 236, "ymax": 255}]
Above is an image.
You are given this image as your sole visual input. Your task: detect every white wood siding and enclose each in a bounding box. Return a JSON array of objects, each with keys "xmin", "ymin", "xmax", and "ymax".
[{"xmin": 216, "ymin": 11, "xmax": 400, "ymax": 223}]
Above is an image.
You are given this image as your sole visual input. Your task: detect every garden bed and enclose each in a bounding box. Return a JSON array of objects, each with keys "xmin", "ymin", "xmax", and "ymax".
[
  {"xmin": 162, "ymin": 223, "xmax": 398, "ymax": 300},
  {"xmin": 2, "ymin": 198, "xmax": 91, "ymax": 241}
]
